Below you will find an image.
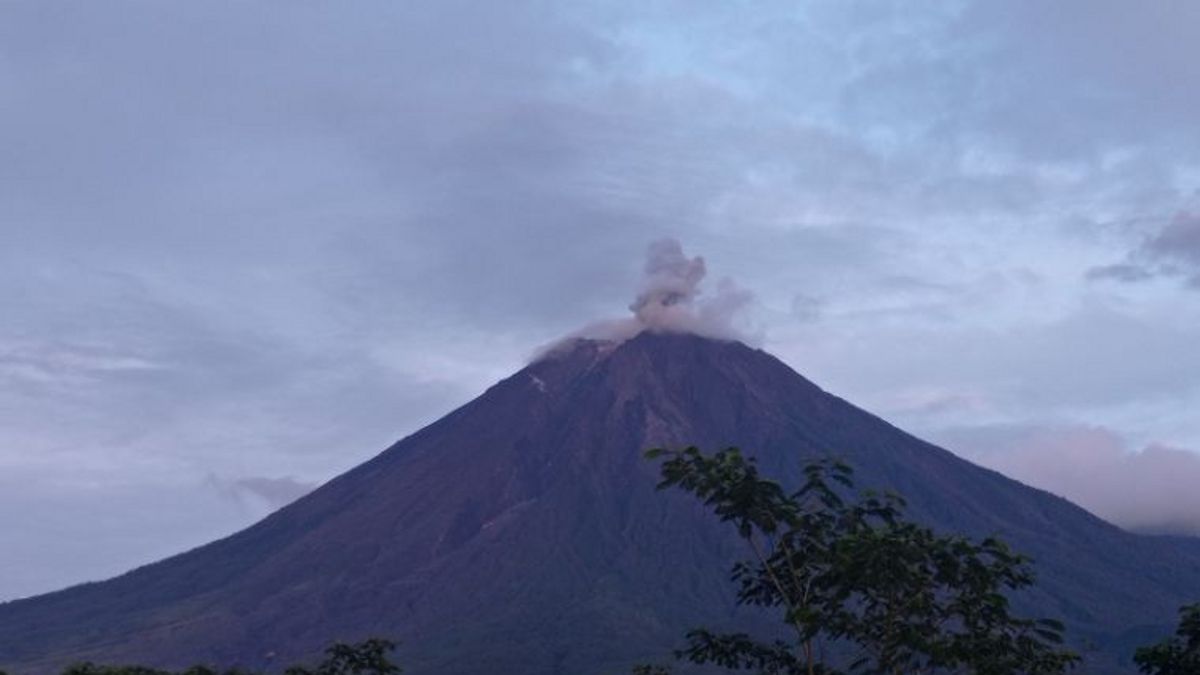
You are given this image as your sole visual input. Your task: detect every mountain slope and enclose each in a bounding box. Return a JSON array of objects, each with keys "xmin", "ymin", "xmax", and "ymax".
[{"xmin": 1, "ymin": 332, "xmax": 1198, "ymax": 673}]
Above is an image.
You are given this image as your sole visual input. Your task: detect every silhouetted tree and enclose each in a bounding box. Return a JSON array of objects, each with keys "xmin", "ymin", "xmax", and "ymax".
[
  {"xmin": 1134, "ymin": 603, "xmax": 1200, "ymax": 675},
  {"xmin": 284, "ymin": 639, "xmax": 401, "ymax": 675},
  {"xmin": 60, "ymin": 664, "xmax": 173, "ymax": 675},
  {"xmin": 53, "ymin": 639, "xmax": 400, "ymax": 675},
  {"xmin": 630, "ymin": 666, "xmax": 673, "ymax": 675},
  {"xmin": 639, "ymin": 447, "xmax": 1079, "ymax": 675},
  {"xmin": 58, "ymin": 663, "xmax": 255, "ymax": 675}
]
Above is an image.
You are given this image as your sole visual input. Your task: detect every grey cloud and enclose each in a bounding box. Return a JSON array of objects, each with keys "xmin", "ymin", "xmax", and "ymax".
[
  {"xmin": 212, "ymin": 476, "xmax": 318, "ymax": 511},
  {"xmin": 0, "ymin": 475, "xmax": 254, "ymax": 600},
  {"xmin": 944, "ymin": 1, "xmax": 1200, "ymax": 159},
  {"xmin": 1144, "ymin": 213, "xmax": 1200, "ymax": 286},
  {"xmin": 938, "ymin": 424, "xmax": 1200, "ymax": 535},
  {"xmin": 781, "ymin": 302, "xmax": 1200, "ymax": 440},
  {"xmin": 1088, "ymin": 213, "xmax": 1200, "ymax": 288},
  {"xmin": 789, "ymin": 294, "xmax": 824, "ymax": 322},
  {"xmin": 1086, "ymin": 263, "xmax": 1155, "ymax": 283},
  {"xmin": 5, "ymin": 0, "xmax": 1200, "ymax": 600}
]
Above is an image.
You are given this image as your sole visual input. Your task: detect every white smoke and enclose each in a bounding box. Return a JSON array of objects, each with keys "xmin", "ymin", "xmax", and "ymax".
[
  {"xmin": 539, "ymin": 239, "xmax": 756, "ymax": 357},
  {"xmin": 627, "ymin": 239, "xmax": 754, "ymax": 338},
  {"xmin": 628, "ymin": 239, "xmax": 710, "ymax": 328}
]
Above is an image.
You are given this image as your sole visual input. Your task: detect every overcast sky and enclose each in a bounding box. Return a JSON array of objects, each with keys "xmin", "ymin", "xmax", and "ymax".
[{"xmin": 3, "ymin": 1, "xmax": 1200, "ymax": 601}]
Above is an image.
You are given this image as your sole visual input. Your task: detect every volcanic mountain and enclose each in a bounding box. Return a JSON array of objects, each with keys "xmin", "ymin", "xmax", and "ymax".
[{"xmin": 2, "ymin": 332, "xmax": 1199, "ymax": 674}]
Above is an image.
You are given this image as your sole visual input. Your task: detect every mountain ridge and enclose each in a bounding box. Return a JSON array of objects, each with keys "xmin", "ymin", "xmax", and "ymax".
[{"xmin": 1, "ymin": 331, "xmax": 1197, "ymax": 674}]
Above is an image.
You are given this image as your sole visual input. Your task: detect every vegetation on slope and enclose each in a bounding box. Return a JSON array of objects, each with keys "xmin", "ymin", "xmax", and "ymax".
[
  {"xmin": 0, "ymin": 639, "xmax": 401, "ymax": 675},
  {"xmin": 3, "ymin": 448, "xmax": 1196, "ymax": 675},
  {"xmin": 634, "ymin": 447, "xmax": 1081, "ymax": 674},
  {"xmin": 1134, "ymin": 603, "xmax": 1200, "ymax": 675}
]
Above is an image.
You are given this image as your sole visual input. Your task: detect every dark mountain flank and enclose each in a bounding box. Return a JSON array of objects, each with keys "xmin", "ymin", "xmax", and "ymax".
[{"xmin": 2, "ymin": 332, "xmax": 1198, "ymax": 674}]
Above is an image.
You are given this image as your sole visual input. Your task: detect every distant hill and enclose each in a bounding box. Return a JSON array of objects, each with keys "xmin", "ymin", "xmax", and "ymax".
[{"xmin": 2, "ymin": 331, "xmax": 1198, "ymax": 673}]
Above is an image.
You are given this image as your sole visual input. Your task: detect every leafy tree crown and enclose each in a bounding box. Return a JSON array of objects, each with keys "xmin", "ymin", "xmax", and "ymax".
[{"xmin": 640, "ymin": 446, "xmax": 1080, "ymax": 675}]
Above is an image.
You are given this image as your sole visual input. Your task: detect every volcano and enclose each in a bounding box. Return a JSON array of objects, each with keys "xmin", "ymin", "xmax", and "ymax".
[{"xmin": 2, "ymin": 332, "xmax": 1199, "ymax": 674}]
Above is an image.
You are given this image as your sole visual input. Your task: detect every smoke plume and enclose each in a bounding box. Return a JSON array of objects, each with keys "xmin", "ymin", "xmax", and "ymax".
[
  {"xmin": 627, "ymin": 239, "xmax": 754, "ymax": 337},
  {"xmin": 546, "ymin": 239, "xmax": 756, "ymax": 353}
]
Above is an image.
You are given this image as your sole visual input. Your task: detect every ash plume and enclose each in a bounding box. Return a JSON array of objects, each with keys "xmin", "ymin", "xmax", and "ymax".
[
  {"xmin": 542, "ymin": 239, "xmax": 756, "ymax": 355},
  {"xmin": 627, "ymin": 239, "xmax": 756, "ymax": 338},
  {"xmin": 629, "ymin": 239, "xmax": 710, "ymax": 328}
]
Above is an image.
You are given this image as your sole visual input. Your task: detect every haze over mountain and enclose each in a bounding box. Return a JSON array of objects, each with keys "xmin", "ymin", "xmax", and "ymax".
[
  {"xmin": 8, "ymin": 2, "xmax": 1200, "ymax": 609},
  {"xmin": 1, "ymin": 326, "xmax": 1199, "ymax": 674}
]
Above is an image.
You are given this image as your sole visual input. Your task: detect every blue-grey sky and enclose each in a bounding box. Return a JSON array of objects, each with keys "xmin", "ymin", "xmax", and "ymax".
[{"xmin": 4, "ymin": 1, "xmax": 1200, "ymax": 601}]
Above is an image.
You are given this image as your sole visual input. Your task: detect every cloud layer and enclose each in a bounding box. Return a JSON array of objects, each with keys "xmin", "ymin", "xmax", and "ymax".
[
  {"xmin": 1090, "ymin": 212, "xmax": 1200, "ymax": 288},
  {"xmin": 941, "ymin": 425, "xmax": 1200, "ymax": 535},
  {"xmin": 4, "ymin": 0, "xmax": 1200, "ymax": 599}
]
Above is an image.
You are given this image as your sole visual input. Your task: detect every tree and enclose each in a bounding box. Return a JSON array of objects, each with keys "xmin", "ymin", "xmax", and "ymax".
[
  {"xmin": 60, "ymin": 663, "xmax": 176, "ymax": 675},
  {"xmin": 52, "ymin": 639, "xmax": 400, "ymax": 675},
  {"xmin": 1134, "ymin": 603, "xmax": 1200, "ymax": 675},
  {"xmin": 641, "ymin": 447, "xmax": 1079, "ymax": 675},
  {"xmin": 284, "ymin": 639, "xmax": 402, "ymax": 675}
]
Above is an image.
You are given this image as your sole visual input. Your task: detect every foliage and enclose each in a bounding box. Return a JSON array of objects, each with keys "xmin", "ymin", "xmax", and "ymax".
[
  {"xmin": 50, "ymin": 639, "xmax": 399, "ymax": 675},
  {"xmin": 60, "ymin": 663, "xmax": 191, "ymax": 675},
  {"xmin": 639, "ymin": 446, "xmax": 1080, "ymax": 675},
  {"xmin": 284, "ymin": 639, "xmax": 401, "ymax": 675},
  {"xmin": 1134, "ymin": 603, "xmax": 1200, "ymax": 675},
  {"xmin": 58, "ymin": 664, "xmax": 254, "ymax": 675},
  {"xmin": 631, "ymin": 666, "xmax": 673, "ymax": 675}
]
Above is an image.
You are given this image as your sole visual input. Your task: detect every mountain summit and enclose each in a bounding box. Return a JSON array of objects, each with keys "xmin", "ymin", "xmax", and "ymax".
[{"xmin": 2, "ymin": 331, "xmax": 1198, "ymax": 673}]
